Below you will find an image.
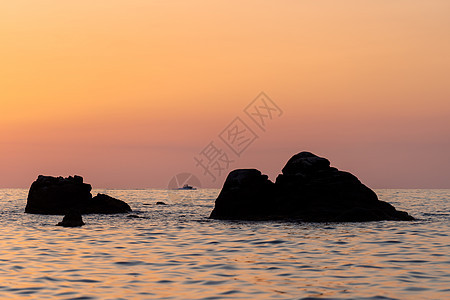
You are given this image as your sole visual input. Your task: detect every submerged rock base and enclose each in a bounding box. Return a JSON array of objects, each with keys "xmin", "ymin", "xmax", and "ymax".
[{"xmin": 210, "ymin": 152, "xmax": 414, "ymax": 222}]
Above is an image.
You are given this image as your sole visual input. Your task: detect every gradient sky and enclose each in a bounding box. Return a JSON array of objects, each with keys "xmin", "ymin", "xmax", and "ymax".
[{"xmin": 1, "ymin": 0, "xmax": 449, "ymax": 188}]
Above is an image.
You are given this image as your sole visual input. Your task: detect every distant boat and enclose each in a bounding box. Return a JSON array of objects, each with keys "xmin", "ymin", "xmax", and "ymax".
[{"xmin": 177, "ymin": 184, "xmax": 197, "ymax": 190}]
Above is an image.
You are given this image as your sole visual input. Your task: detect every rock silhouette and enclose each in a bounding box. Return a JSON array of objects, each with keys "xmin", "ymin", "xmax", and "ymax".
[
  {"xmin": 89, "ymin": 193, "xmax": 132, "ymax": 214},
  {"xmin": 210, "ymin": 152, "xmax": 414, "ymax": 222},
  {"xmin": 56, "ymin": 210, "xmax": 85, "ymax": 227},
  {"xmin": 25, "ymin": 175, "xmax": 132, "ymax": 214}
]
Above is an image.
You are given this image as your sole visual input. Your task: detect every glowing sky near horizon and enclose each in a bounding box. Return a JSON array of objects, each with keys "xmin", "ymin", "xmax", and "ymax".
[{"xmin": 1, "ymin": 0, "xmax": 449, "ymax": 188}]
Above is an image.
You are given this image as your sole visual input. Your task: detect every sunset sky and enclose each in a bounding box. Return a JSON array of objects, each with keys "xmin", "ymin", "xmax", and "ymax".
[{"xmin": 1, "ymin": 0, "xmax": 449, "ymax": 188}]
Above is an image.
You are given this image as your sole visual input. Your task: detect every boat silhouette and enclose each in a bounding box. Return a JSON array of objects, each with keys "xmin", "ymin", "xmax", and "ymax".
[{"xmin": 176, "ymin": 184, "xmax": 197, "ymax": 190}]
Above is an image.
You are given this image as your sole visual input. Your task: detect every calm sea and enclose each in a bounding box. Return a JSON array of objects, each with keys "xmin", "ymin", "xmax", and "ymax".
[{"xmin": 0, "ymin": 189, "xmax": 449, "ymax": 300}]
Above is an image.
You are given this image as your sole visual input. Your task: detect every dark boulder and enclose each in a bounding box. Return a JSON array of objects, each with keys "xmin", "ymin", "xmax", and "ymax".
[
  {"xmin": 90, "ymin": 193, "xmax": 132, "ymax": 214},
  {"xmin": 210, "ymin": 169, "xmax": 276, "ymax": 220},
  {"xmin": 281, "ymin": 151, "xmax": 331, "ymax": 175},
  {"xmin": 25, "ymin": 175, "xmax": 132, "ymax": 215},
  {"xmin": 56, "ymin": 210, "xmax": 85, "ymax": 227},
  {"xmin": 210, "ymin": 152, "xmax": 414, "ymax": 222}
]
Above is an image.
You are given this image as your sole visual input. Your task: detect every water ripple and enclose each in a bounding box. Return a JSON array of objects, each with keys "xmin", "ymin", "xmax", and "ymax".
[{"xmin": 0, "ymin": 188, "xmax": 448, "ymax": 299}]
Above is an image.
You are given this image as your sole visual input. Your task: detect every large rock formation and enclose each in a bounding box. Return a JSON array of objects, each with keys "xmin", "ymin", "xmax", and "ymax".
[
  {"xmin": 210, "ymin": 152, "xmax": 414, "ymax": 222},
  {"xmin": 25, "ymin": 175, "xmax": 132, "ymax": 214}
]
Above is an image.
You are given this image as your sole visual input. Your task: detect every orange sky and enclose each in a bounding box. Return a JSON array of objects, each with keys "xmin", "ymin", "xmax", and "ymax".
[{"xmin": 1, "ymin": 0, "xmax": 449, "ymax": 188}]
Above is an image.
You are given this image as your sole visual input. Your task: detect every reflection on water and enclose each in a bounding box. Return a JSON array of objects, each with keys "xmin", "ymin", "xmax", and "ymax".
[{"xmin": 0, "ymin": 189, "xmax": 449, "ymax": 299}]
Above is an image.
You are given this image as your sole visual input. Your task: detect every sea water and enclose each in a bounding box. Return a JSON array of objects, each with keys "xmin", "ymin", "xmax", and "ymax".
[{"xmin": 0, "ymin": 189, "xmax": 449, "ymax": 300}]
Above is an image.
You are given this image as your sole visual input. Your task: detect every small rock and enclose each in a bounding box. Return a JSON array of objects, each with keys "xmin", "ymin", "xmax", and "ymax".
[{"xmin": 56, "ymin": 210, "xmax": 85, "ymax": 227}]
